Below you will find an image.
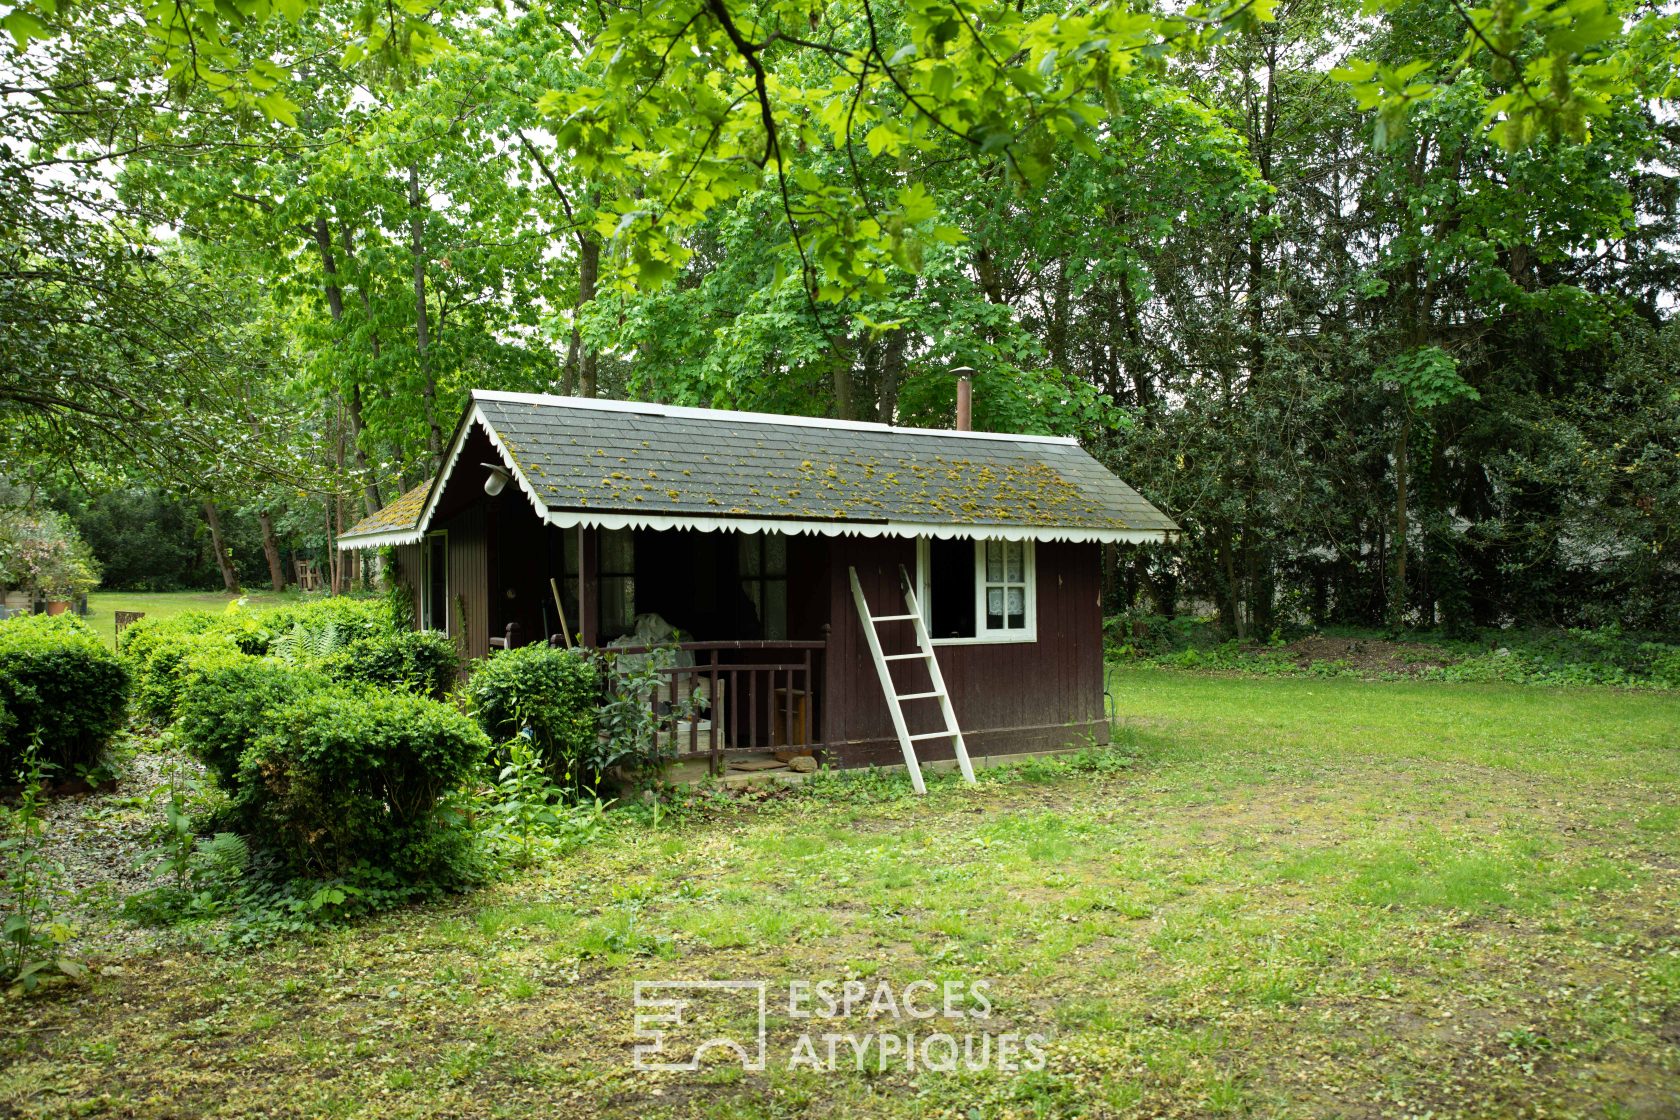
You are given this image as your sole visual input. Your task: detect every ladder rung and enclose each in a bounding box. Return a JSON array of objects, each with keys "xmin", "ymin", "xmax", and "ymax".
[
  {"xmin": 908, "ymin": 731, "xmax": 953, "ymax": 742},
  {"xmin": 871, "ymin": 613, "xmax": 919, "ymax": 623},
  {"xmin": 883, "ymin": 652, "xmax": 932, "ymax": 661},
  {"xmin": 896, "ymin": 691, "xmax": 943, "ymax": 701}
]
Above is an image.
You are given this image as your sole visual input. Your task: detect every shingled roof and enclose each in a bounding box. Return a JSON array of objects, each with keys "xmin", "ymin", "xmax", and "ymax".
[
  {"xmin": 340, "ymin": 390, "xmax": 1177, "ymax": 547},
  {"xmin": 340, "ymin": 482, "xmax": 432, "ymax": 544}
]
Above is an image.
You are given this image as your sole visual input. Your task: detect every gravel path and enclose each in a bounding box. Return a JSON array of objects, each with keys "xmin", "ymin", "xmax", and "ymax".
[{"xmin": 30, "ymin": 747, "xmax": 189, "ymax": 957}]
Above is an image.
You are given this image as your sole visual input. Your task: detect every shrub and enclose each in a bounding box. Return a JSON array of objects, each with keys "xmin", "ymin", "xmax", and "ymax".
[
  {"xmin": 320, "ymin": 629, "xmax": 458, "ymax": 699},
  {"xmin": 466, "ymin": 645, "xmax": 599, "ymax": 781},
  {"xmin": 249, "ymin": 596, "xmax": 396, "ymax": 653},
  {"xmin": 173, "ymin": 652, "xmax": 326, "ymax": 792},
  {"xmin": 238, "ymin": 683, "xmax": 489, "ymax": 880},
  {"xmin": 1650, "ymin": 646, "xmax": 1680, "ymax": 689},
  {"xmin": 119, "ymin": 598, "xmax": 408, "ymax": 723},
  {"xmin": 0, "ymin": 613, "xmax": 128, "ymax": 780},
  {"xmin": 120, "ymin": 616, "xmax": 242, "ymax": 723}
]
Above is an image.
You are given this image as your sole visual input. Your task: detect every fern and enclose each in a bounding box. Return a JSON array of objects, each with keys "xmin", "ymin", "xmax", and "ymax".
[
  {"xmin": 192, "ymin": 832, "xmax": 250, "ymax": 883},
  {"xmin": 270, "ymin": 620, "xmax": 347, "ymax": 666}
]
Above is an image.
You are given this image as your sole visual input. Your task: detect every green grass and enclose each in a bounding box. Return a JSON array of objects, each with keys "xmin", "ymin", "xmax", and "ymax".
[
  {"xmin": 83, "ymin": 588, "xmax": 311, "ymax": 648},
  {"xmin": 3, "ymin": 668, "xmax": 1678, "ymax": 1118}
]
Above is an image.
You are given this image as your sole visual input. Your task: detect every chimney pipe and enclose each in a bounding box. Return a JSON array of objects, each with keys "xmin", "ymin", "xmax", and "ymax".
[{"xmin": 953, "ymin": 367, "xmax": 975, "ymax": 431}]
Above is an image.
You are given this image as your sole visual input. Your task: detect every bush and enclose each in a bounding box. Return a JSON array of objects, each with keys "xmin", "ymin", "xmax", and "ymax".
[
  {"xmin": 119, "ymin": 598, "xmax": 409, "ymax": 722},
  {"xmin": 119, "ymin": 614, "xmax": 241, "ymax": 723},
  {"xmin": 249, "ymin": 596, "xmax": 396, "ymax": 653},
  {"xmin": 0, "ymin": 613, "xmax": 128, "ymax": 780},
  {"xmin": 320, "ymin": 629, "xmax": 458, "ymax": 699},
  {"xmin": 174, "ymin": 652, "xmax": 326, "ymax": 792},
  {"xmin": 466, "ymin": 645, "xmax": 599, "ymax": 780},
  {"xmin": 238, "ymin": 683, "xmax": 489, "ymax": 880}
]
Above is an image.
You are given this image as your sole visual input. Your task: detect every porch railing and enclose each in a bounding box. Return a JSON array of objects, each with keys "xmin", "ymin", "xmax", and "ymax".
[{"xmin": 607, "ymin": 640, "xmax": 826, "ymax": 775}]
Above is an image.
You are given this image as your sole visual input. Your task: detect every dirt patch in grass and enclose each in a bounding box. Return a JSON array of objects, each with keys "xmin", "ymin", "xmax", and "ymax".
[{"xmin": 1281, "ymin": 634, "xmax": 1454, "ymax": 674}]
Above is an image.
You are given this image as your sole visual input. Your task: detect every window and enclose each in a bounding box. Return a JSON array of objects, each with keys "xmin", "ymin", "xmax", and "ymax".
[
  {"xmin": 423, "ymin": 531, "xmax": 448, "ymax": 632},
  {"xmin": 980, "ymin": 539, "xmax": 1031, "ymax": 636},
  {"xmin": 738, "ymin": 532, "xmax": 788, "ymax": 640},
  {"xmin": 924, "ymin": 537, "xmax": 975, "ymax": 639},
  {"xmin": 598, "ymin": 528, "xmax": 635, "ymax": 639},
  {"xmin": 918, "ymin": 537, "xmax": 1035, "ymax": 643}
]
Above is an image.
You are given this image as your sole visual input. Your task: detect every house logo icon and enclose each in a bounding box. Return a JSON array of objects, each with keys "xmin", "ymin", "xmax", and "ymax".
[{"xmin": 632, "ymin": 980, "xmax": 769, "ymax": 1072}]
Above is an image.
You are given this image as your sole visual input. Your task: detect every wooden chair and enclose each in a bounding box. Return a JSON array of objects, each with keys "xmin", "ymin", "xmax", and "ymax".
[{"xmin": 294, "ymin": 559, "xmax": 323, "ymax": 592}]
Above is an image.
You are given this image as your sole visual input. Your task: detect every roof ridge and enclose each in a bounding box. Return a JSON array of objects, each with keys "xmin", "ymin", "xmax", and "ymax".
[{"xmin": 470, "ymin": 389, "xmax": 1080, "ymax": 447}]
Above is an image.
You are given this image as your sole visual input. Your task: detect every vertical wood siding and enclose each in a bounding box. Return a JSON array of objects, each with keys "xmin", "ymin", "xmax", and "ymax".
[{"xmin": 823, "ymin": 536, "xmax": 1104, "ymax": 766}]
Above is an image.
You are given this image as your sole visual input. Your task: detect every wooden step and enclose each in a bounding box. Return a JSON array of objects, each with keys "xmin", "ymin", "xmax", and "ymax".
[
  {"xmin": 896, "ymin": 691, "xmax": 943, "ymax": 701},
  {"xmin": 908, "ymin": 730, "xmax": 954, "ymax": 742},
  {"xmin": 884, "ymin": 651, "xmax": 932, "ymax": 662},
  {"xmin": 871, "ymin": 613, "xmax": 919, "ymax": 623}
]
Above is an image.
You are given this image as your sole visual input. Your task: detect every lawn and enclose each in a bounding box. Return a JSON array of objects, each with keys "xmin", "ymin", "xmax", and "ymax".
[
  {"xmin": 83, "ymin": 589, "xmax": 325, "ymax": 649},
  {"xmin": 2, "ymin": 670, "xmax": 1677, "ymax": 1118}
]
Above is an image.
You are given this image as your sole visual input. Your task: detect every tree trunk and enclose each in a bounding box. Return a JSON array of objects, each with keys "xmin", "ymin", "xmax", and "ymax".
[
  {"xmin": 1393, "ymin": 410, "xmax": 1410, "ymax": 630},
  {"xmin": 408, "ymin": 165, "xmax": 445, "ymax": 460},
  {"xmin": 1048, "ymin": 260, "xmax": 1070, "ymax": 372},
  {"xmin": 832, "ymin": 346, "xmax": 857, "ymax": 421},
  {"xmin": 257, "ymin": 509, "xmax": 286, "ymax": 592},
  {"xmin": 203, "ymin": 501, "xmax": 240, "ymax": 594},
  {"xmin": 577, "ymin": 231, "xmax": 601, "ymax": 398},
  {"xmin": 877, "ymin": 329, "xmax": 905, "ymax": 424},
  {"xmin": 315, "ymin": 219, "xmax": 384, "ymax": 516},
  {"xmin": 338, "ymin": 224, "xmax": 385, "ymax": 515}
]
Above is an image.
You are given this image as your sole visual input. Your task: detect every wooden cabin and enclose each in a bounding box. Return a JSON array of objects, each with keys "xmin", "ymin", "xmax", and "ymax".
[{"xmin": 337, "ymin": 391, "xmax": 1177, "ymax": 779}]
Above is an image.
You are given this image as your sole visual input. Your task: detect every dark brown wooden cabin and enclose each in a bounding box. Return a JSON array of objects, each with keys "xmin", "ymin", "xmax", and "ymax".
[{"xmin": 338, "ymin": 391, "xmax": 1177, "ymax": 777}]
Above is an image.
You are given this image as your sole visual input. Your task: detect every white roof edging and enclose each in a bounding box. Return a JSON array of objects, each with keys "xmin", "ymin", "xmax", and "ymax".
[{"xmin": 540, "ymin": 510, "xmax": 1168, "ymax": 544}]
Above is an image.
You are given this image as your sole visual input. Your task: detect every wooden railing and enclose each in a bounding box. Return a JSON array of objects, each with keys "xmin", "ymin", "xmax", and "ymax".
[{"xmin": 607, "ymin": 640, "xmax": 826, "ymax": 775}]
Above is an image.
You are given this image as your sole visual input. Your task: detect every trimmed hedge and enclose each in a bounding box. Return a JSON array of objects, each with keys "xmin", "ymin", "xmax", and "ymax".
[
  {"xmin": 466, "ymin": 645, "xmax": 598, "ymax": 777},
  {"xmin": 119, "ymin": 596, "xmax": 407, "ymax": 723},
  {"xmin": 320, "ymin": 629, "xmax": 458, "ymax": 700},
  {"xmin": 251, "ymin": 597, "xmax": 396, "ymax": 652},
  {"xmin": 173, "ymin": 652, "xmax": 325, "ymax": 792},
  {"xmin": 238, "ymin": 684, "xmax": 489, "ymax": 878},
  {"xmin": 0, "ymin": 613, "xmax": 129, "ymax": 779}
]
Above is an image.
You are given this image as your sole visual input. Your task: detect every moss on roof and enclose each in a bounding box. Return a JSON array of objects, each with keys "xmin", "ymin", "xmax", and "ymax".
[{"xmin": 341, "ymin": 482, "xmax": 432, "ymax": 539}]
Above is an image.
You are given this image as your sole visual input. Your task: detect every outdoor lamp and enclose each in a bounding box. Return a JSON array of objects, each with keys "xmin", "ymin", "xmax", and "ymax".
[{"xmin": 482, "ymin": 463, "xmax": 510, "ymax": 496}]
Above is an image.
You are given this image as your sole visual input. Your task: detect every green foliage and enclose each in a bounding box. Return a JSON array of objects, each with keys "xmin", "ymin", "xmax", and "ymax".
[
  {"xmin": 124, "ymin": 778, "xmax": 254, "ymax": 926},
  {"xmin": 173, "ymin": 653, "xmax": 325, "ymax": 792},
  {"xmin": 1334, "ymin": 0, "xmax": 1669, "ymax": 150},
  {"xmin": 481, "ymin": 736, "xmax": 605, "ymax": 869},
  {"xmin": 52, "ymin": 487, "xmax": 276, "ymax": 592},
  {"xmin": 0, "ymin": 613, "xmax": 129, "ymax": 780},
  {"xmin": 0, "ymin": 739, "xmax": 84, "ymax": 993},
  {"xmin": 1375, "ymin": 345, "xmax": 1479, "ymax": 411},
  {"xmin": 1123, "ymin": 624, "xmax": 1680, "ymax": 690},
  {"xmin": 248, "ymin": 596, "xmax": 398, "ymax": 651},
  {"xmin": 0, "ymin": 505, "xmax": 101, "ymax": 598},
  {"xmin": 237, "ymin": 683, "xmax": 489, "ymax": 880},
  {"xmin": 119, "ymin": 614, "xmax": 241, "ymax": 723},
  {"xmin": 319, "ymin": 629, "xmax": 457, "ymax": 699},
  {"xmin": 593, "ymin": 648, "xmax": 701, "ymax": 791},
  {"xmin": 120, "ymin": 597, "xmax": 400, "ymax": 723},
  {"xmin": 466, "ymin": 645, "xmax": 599, "ymax": 787}
]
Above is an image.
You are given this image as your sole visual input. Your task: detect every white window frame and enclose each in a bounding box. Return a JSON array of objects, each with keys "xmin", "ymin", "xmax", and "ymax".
[
  {"xmin": 916, "ymin": 536, "xmax": 1037, "ymax": 646},
  {"xmin": 422, "ymin": 530, "xmax": 449, "ymax": 632}
]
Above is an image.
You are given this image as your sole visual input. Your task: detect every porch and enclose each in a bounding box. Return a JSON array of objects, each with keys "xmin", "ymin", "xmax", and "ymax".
[
  {"xmin": 440, "ymin": 468, "xmax": 834, "ymax": 771},
  {"xmin": 612, "ymin": 638, "xmax": 829, "ymax": 776}
]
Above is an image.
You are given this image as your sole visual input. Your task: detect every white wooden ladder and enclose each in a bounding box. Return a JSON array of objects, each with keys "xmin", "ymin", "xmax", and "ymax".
[{"xmin": 848, "ymin": 564, "xmax": 976, "ymax": 795}]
